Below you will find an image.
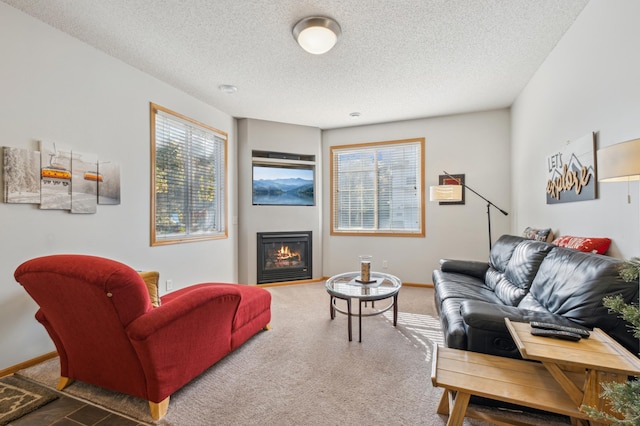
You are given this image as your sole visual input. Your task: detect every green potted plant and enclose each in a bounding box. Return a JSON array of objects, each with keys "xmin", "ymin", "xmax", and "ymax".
[{"xmin": 581, "ymin": 258, "xmax": 640, "ymax": 425}]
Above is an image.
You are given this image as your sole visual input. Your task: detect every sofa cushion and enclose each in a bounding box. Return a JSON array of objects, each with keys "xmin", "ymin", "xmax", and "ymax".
[
  {"xmin": 487, "ymin": 235, "xmax": 528, "ymax": 273},
  {"xmin": 551, "ymin": 235, "xmax": 611, "ymax": 254},
  {"xmin": 433, "ymin": 270, "xmax": 502, "ymax": 306},
  {"xmin": 527, "ymin": 247, "xmax": 635, "ymax": 335},
  {"xmin": 493, "ymin": 240, "xmax": 554, "ymax": 306},
  {"xmin": 484, "ymin": 235, "xmax": 528, "ymax": 299}
]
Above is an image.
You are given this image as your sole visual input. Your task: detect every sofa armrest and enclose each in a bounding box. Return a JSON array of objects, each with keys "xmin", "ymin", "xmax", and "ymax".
[
  {"xmin": 439, "ymin": 259, "xmax": 489, "ymax": 279},
  {"xmin": 126, "ymin": 285, "xmax": 242, "ymax": 402},
  {"xmin": 459, "ymin": 300, "xmax": 589, "ymax": 359},
  {"xmin": 460, "ymin": 300, "xmax": 586, "ymax": 332}
]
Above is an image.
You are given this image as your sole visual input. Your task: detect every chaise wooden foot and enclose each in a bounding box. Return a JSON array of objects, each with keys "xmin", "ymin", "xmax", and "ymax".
[
  {"xmin": 149, "ymin": 396, "xmax": 170, "ymax": 420},
  {"xmin": 263, "ymin": 323, "xmax": 272, "ymax": 330},
  {"xmin": 56, "ymin": 376, "xmax": 74, "ymax": 390}
]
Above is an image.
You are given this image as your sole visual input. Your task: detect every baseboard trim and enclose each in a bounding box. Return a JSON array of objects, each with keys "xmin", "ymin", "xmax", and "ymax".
[
  {"xmin": 0, "ymin": 351, "xmax": 57, "ymax": 378},
  {"xmin": 402, "ymin": 282, "xmax": 433, "ymax": 288}
]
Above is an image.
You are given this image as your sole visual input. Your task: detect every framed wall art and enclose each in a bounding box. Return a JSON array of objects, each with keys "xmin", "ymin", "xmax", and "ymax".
[{"xmin": 438, "ymin": 173, "xmax": 465, "ymax": 205}]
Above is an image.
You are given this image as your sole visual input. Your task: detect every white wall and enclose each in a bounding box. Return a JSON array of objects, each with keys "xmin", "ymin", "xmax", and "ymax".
[
  {"xmin": 322, "ymin": 109, "xmax": 512, "ymax": 284},
  {"xmin": 511, "ymin": 0, "xmax": 640, "ymax": 259},
  {"xmin": 237, "ymin": 119, "xmax": 322, "ymax": 284},
  {"xmin": 0, "ymin": 3, "xmax": 238, "ymax": 369}
]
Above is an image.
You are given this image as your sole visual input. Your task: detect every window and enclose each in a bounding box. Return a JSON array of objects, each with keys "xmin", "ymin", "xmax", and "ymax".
[
  {"xmin": 330, "ymin": 138, "xmax": 424, "ymax": 236},
  {"xmin": 150, "ymin": 103, "xmax": 227, "ymax": 245}
]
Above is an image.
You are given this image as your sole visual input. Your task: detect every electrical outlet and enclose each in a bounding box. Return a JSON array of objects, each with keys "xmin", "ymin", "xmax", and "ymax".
[
  {"xmin": 382, "ymin": 260, "xmax": 388, "ymax": 269},
  {"xmin": 166, "ymin": 279, "xmax": 173, "ymax": 291}
]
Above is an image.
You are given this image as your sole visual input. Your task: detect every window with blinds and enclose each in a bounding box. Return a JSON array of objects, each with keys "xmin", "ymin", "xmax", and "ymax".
[
  {"xmin": 150, "ymin": 103, "xmax": 227, "ymax": 245},
  {"xmin": 330, "ymin": 138, "xmax": 425, "ymax": 236}
]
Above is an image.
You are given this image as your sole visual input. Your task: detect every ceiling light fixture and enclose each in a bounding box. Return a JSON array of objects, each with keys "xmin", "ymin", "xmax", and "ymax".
[
  {"xmin": 218, "ymin": 84, "xmax": 237, "ymax": 94},
  {"xmin": 293, "ymin": 16, "xmax": 341, "ymax": 55}
]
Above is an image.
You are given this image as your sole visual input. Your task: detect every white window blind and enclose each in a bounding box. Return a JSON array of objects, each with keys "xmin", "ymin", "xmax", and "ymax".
[
  {"xmin": 151, "ymin": 103, "xmax": 227, "ymax": 245},
  {"xmin": 331, "ymin": 138, "xmax": 424, "ymax": 236}
]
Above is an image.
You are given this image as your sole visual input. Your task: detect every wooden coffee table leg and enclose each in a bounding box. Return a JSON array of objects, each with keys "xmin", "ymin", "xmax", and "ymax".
[
  {"xmin": 437, "ymin": 389, "xmax": 470, "ymax": 426},
  {"xmin": 448, "ymin": 390, "xmax": 470, "ymax": 426},
  {"xmin": 436, "ymin": 390, "xmax": 450, "ymax": 415}
]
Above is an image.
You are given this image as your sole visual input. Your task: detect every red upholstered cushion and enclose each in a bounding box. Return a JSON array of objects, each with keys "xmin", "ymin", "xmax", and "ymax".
[
  {"xmin": 552, "ymin": 236, "xmax": 611, "ymax": 254},
  {"xmin": 161, "ymin": 283, "xmax": 272, "ymax": 350}
]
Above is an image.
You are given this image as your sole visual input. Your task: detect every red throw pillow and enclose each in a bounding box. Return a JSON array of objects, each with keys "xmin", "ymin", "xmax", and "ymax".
[{"xmin": 552, "ymin": 236, "xmax": 611, "ymax": 255}]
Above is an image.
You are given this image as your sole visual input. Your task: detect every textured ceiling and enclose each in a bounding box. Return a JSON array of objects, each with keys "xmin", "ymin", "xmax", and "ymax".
[{"xmin": 3, "ymin": 0, "xmax": 589, "ymax": 129}]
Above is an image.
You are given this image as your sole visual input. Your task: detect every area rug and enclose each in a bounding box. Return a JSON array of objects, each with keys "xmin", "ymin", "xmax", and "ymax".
[
  {"xmin": 16, "ymin": 283, "xmax": 571, "ymax": 425},
  {"xmin": 0, "ymin": 375, "xmax": 58, "ymax": 425}
]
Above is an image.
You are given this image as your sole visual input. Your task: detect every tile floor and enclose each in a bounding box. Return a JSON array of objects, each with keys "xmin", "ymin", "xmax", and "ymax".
[{"xmin": 9, "ymin": 392, "xmax": 147, "ymax": 426}]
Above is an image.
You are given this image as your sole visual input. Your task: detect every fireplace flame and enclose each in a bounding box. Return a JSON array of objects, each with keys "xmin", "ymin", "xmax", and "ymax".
[{"xmin": 276, "ymin": 245, "xmax": 300, "ymax": 262}]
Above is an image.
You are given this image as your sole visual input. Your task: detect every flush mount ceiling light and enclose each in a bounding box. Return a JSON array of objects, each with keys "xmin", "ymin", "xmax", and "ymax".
[{"xmin": 293, "ymin": 16, "xmax": 341, "ymax": 55}]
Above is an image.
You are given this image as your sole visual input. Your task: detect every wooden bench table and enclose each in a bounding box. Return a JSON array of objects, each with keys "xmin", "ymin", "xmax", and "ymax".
[
  {"xmin": 506, "ymin": 318, "xmax": 640, "ymax": 424},
  {"xmin": 431, "ymin": 345, "xmax": 590, "ymax": 426}
]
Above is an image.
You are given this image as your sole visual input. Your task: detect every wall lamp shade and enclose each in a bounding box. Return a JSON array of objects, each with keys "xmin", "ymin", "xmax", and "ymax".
[
  {"xmin": 429, "ymin": 185, "xmax": 463, "ymax": 202},
  {"xmin": 597, "ymin": 138, "xmax": 640, "ymax": 182},
  {"xmin": 293, "ymin": 16, "xmax": 341, "ymax": 55}
]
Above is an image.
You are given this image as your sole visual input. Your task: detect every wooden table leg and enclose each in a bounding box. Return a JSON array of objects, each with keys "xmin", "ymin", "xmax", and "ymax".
[
  {"xmin": 436, "ymin": 389, "xmax": 450, "ymax": 415},
  {"xmin": 543, "ymin": 362, "xmax": 584, "ymax": 406},
  {"xmin": 435, "ymin": 388, "xmax": 471, "ymax": 426},
  {"xmin": 447, "ymin": 390, "xmax": 471, "ymax": 426}
]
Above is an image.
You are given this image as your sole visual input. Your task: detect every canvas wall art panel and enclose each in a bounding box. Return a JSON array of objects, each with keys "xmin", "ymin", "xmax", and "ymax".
[
  {"xmin": 3, "ymin": 146, "xmax": 41, "ymax": 204},
  {"xmin": 97, "ymin": 161, "xmax": 121, "ymax": 205},
  {"xmin": 39, "ymin": 141, "xmax": 72, "ymax": 210},
  {"xmin": 71, "ymin": 151, "xmax": 98, "ymax": 214}
]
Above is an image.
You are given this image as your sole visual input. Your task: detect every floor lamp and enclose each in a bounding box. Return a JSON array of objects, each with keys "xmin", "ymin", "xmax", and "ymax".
[{"xmin": 429, "ymin": 171, "xmax": 509, "ymax": 250}]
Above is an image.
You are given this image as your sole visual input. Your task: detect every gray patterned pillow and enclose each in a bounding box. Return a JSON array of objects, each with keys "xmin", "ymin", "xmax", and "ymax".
[{"xmin": 522, "ymin": 227, "xmax": 553, "ymax": 242}]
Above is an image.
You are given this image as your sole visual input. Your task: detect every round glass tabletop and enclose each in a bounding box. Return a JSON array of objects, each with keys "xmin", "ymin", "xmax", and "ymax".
[{"xmin": 325, "ymin": 271, "xmax": 402, "ymax": 301}]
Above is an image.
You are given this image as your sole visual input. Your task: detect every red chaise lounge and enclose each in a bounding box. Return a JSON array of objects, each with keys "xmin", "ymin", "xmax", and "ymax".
[{"xmin": 14, "ymin": 254, "xmax": 271, "ymax": 420}]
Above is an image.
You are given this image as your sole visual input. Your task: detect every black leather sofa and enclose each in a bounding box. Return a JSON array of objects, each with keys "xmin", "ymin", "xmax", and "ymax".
[{"xmin": 433, "ymin": 234, "xmax": 639, "ymax": 359}]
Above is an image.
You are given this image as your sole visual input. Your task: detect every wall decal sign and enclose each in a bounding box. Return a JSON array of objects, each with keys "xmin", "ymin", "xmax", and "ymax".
[{"xmin": 546, "ymin": 132, "xmax": 596, "ymax": 204}]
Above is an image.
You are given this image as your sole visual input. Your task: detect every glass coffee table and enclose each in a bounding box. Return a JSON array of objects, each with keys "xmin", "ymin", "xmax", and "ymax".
[{"xmin": 325, "ymin": 271, "xmax": 402, "ymax": 342}]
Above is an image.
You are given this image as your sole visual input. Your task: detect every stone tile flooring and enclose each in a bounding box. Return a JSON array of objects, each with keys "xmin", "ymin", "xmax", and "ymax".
[{"xmin": 8, "ymin": 392, "xmax": 147, "ymax": 426}]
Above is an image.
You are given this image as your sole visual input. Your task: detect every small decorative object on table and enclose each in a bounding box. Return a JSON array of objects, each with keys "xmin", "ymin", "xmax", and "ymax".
[{"xmin": 357, "ymin": 255, "xmax": 375, "ymax": 284}]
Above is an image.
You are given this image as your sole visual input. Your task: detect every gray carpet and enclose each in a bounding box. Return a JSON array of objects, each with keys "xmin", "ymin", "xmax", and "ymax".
[{"xmin": 17, "ymin": 283, "xmax": 570, "ymax": 425}]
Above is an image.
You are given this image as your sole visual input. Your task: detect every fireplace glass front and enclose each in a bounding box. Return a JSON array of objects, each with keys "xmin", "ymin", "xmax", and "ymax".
[{"xmin": 257, "ymin": 231, "xmax": 312, "ymax": 284}]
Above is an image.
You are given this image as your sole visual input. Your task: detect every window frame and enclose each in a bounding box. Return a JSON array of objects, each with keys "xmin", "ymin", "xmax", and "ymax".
[
  {"xmin": 150, "ymin": 102, "xmax": 228, "ymax": 246},
  {"xmin": 330, "ymin": 137, "xmax": 425, "ymax": 237}
]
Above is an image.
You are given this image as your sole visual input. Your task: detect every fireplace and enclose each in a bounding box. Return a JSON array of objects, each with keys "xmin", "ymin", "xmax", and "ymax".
[{"xmin": 257, "ymin": 231, "xmax": 312, "ymax": 284}]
